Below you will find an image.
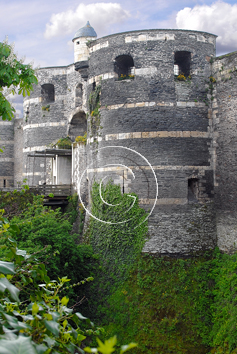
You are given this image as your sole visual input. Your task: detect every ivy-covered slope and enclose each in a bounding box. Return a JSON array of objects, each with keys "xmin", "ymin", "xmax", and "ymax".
[{"xmin": 87, "ymin": 182, "xmax": 237, "ymax": 354}]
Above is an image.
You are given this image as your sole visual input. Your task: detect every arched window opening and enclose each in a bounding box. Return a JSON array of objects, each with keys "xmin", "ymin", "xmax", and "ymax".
[
  {"xmin": 114, "ymin": 55, "xmax": 135, "ymax": 79},
  {"xmin": 75, "ymin": 84, "xmax": 83, "ymax": 106},
  {"xmin": 41, "ymin": 84, "xmax": 55, "ymax": 103},
  {"xmin": 174, "ymin": 51, "xmax": 191, "ymax": 78},
  {"xmin": 188, "ymin": 178, "xmax": 199, "ymax": 203},
  {"xmin": 68, "ymin": 112, "xmax": 87, "ymax": 141}
]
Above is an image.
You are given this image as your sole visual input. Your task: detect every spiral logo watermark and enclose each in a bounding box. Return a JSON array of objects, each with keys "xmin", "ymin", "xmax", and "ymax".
[{"xmin": 78, "ymin": 146, "xmax": 158, "ymax": 228}]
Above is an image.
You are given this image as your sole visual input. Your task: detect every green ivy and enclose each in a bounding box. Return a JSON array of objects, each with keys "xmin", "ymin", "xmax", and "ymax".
[
  {"xmin": 84, "ymin": 181, "xmax": 237, "ymax": 353},
  {"xmin": 88, "ymin": 84, "xmax": 102, "ymax": 138},
  {"xmin": 86, "ymin": 181, "xmax": 148, "ymax": 325},
  {"xmin": 105, "ymin": 252, "xmax": 216, "ymax": 354}
]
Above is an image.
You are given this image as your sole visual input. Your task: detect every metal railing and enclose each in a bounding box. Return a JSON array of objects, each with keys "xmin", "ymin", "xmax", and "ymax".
[{"xmin": 36, "ymin": 184, "xmax": 72, "ymax": 197}]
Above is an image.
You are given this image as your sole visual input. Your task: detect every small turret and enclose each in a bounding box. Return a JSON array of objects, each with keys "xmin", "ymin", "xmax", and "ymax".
[{"xmin": 72, "ymin": 21, "xmax": 97, "ymax": 63}]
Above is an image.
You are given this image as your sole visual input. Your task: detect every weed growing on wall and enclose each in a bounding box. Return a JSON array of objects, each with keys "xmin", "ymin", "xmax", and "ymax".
[
  {"xmin": 52, "ymin": 136, "xmax": 72, "ymax": 149},
  {"xmin": 88, "ymin": 84, "xmax": 102, "ymax": 138},
  {"xmin": 75, "ymin": 132, "xmax": 87, "ymax": 145}
]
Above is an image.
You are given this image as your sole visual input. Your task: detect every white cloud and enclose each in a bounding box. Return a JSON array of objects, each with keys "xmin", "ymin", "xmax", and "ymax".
[
  {"xmin": 44, "ymin": 2, "xmax": 130, "ymax": 39},
  {"xmin": 176, "ymin": 1, "xmax": 237, "ymax": 54}
]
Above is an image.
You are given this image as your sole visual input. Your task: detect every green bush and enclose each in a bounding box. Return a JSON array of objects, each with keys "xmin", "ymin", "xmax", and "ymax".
[
  {"xmin": 0, "ymin": 190, "xmax": 35, "ymax": 219},
  {"xmin": 0, "ymin": 210, "xmax": 99, "ymax": 353},
  {"xmin": 0, "ymin": 210, "xmax": 137, "ymax": 354},
  {"xmin": 9, "ymin": 195, "xmax": 96, "ymax": 303}
]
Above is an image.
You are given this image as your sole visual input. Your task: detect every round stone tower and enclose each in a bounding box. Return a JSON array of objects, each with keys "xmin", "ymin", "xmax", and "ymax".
[
  {"xmin": 85, "ymin": 29, "xmax": 217, "ymax": 255},
  {"xmin": 0, "ymin": 119, "xmax": 14, "ymax": 187}
]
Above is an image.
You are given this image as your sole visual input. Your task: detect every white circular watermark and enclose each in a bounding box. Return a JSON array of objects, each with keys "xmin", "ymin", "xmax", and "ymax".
[{"xmin": 78, "ymin": 146, "xmax": 158, "ymax": 228}]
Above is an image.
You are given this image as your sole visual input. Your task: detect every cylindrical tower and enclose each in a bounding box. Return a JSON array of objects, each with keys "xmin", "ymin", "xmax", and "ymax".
[
  {"xmin": 86, "ymin": 29, "xmax": 217, "ymax": 255},
  {"xmin": 22, "ymin": 66, "xmax": 73, "ymax": 185},
  {"xmin": 0, "ymin": 119, "xmax": 14, "ymax": 187},
  {"xmin": 72, "ymin": 21, "xmax": 97, "ymax": 63},
  {"xmin": 212, "ymin": 52, "xmax": 237, "ymax": 253}
]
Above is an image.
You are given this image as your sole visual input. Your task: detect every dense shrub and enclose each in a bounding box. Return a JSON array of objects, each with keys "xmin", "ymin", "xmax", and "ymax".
[{"xmin": 9, "ymin": 195, "xmax": 97, "ymax": 303}]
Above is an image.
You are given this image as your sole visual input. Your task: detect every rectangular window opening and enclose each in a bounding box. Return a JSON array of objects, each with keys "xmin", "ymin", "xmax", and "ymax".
[
  {"xmin": 188, "ymin": 178, "xmax": 199, "ymax": 203},
  {"xmin": 174, "ymin": 51, "xmax": 191, "ymax": 78}
]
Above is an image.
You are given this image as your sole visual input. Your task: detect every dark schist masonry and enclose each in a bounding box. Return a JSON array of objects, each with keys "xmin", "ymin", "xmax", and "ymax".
[{"xmin": 2, "ymin": 23, "xmax": 237, "ymax": 253}]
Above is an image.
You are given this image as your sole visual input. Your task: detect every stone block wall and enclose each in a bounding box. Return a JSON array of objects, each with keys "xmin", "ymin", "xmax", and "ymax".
[
  {"xmin": 4, "ymin": 27, "xmax": 237, "ymax": 254},
  {"xmin": 0, "ymin": 120, "xmax": 14, "ymax": 187},
  {"xmin": 212, "ymin": 52, "xmax": 237, "ymax": 252},
  {"xmin": 14, "ymin": 118, "xmax": 23, "ymax": 186},
  {"xmin": 86, "ymin": 29, "xmax": 217, "ymax": 254},
  {"xmin": 22, "ymin": 65, "xmax": 84, "ymax": 185}
]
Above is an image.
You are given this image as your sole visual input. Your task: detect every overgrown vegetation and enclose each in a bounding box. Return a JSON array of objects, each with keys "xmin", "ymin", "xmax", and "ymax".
[
  {"xmin": 88, "ymin": 84, "xmax": 102, "ymax": 138},
  {"xmin": 52, "ymin": 136, "xmax": 72, "ymax": 149},
  {"xmin": 6, "ymin": 195, "xmax": 96, "ymax": 304},
  {"xmin": 0, "ymin": 189, "xmax": 35, "ymax": 219},
  {"xmin": 0, "ymin": 208, "xmax": 137, "ymax": 354},
  {"xmin": 86, "ymin": 181, "xmax": 148, "ymax": 323},
  {"xmin": 75, "ymin": 132, "xmax": 87, "ymax": 145},
  {"xmin": 175, "ymin": 73, "xmax": 192, "ymax": 81},
  {"xmin": 2, "ymin": 185, "xmax": 237, "ymax": 353},
  {"xmin": 85, "ymin": 182, "xmax": 237, "ymax": 354},
  {"xmin": 118, "ymin": 74, "xmax": 135, "ymax": 80},
  {"xmin": 0, "ymin": 38, "xmax": 38, "ymax": 121}
]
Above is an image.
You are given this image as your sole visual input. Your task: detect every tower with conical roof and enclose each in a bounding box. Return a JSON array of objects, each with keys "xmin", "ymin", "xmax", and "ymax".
[{"xmin": 72, "ymin": 21, "xmax": 97, "ymax": 63}]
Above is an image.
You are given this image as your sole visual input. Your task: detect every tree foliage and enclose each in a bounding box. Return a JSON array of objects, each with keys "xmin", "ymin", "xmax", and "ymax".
[
  {"xmin": 0, "ymin": 209, "xmax": 101, "ymax": 353},
  {"xmin": 7, "ymin": 194, "xmax": 96, "ymax": 303},
  {"xmin": 0, "ymin": 38, "xmax": 37, "ymax": 121},
  {"xmin": 0, "ymin": 209, "xmax": 137, "ymax": 354}
]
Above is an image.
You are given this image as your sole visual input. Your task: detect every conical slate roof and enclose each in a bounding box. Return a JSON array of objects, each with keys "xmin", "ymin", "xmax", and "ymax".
[{"xmin": 72, "ymin": 21, "xmax": 97, "ymax": 40}]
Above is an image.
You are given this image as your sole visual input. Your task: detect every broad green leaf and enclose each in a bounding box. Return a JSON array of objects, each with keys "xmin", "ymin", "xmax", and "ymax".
[
  {"xmin": 77, "ymin": 333, "xmax": 86, "ymax": 342},
  {"xmin": 0, "ymin": 277, "xmax": 19, "ymax": 301},
  {"xmin": 75, "ymin": 312, "xmax": 87, "ymax": 320},
  {"xmin": 33, "ymin": 343, "xmax": 48, "ymax": 354},
  {"xmin": 44, "ymin": 320, "xmax": 60, "ymax": 337},
  {"xmin": 96, "ymin": 336, "xmax": 117, "ymax": 354},
  {"xmin": 43, "ymin": 335, "xmax": 56, "ymax": 347},
  {"xmin": 63, "ymin": 319, "xmax": 68, "ymax": 328},
  {"xmin": 61, "ymin": 296, "xmax": 69, "ymax": 306},
  {"xmin": 10, "ymin": 225, "xmax": 20, "ymax": 233},
  {"xmin": 4, "ymin": 315, "xmax": 31, "ymax": 331},
  {"xmin": 50, "ymin": 311, "xmax": 60, "ymax": 321},
  {"xmin": 0, "ymin": 336, "xmax": 37, "ymax": 354},
  {"xmin": 32, "ymin": 303, "xmax": 39, "ymax": 316},
  {"xmin": 0, "ymin": 261, "xmax": 15, "ymax": 274},
  {"xmin": 16, "ymin": 249, "xmax": 27, "ymax": 257},
  {"xmin": 84, "ymin": 348, "xmax": 98, "ymax": 353},
  {"xmin": 120, "ymin": 343, "xmax": 137, "ymax": 354}
]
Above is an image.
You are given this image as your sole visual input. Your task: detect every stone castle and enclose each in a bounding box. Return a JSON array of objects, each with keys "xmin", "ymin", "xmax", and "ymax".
[{"xmin": 1, "ymin": 21, "xmax": 237, "ymax": 254}]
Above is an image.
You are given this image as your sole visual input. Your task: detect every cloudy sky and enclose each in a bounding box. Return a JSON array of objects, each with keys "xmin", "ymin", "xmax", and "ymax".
[{"xmin": 1, "ymin": 0, "xmax": 237, "ymax": 116}]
